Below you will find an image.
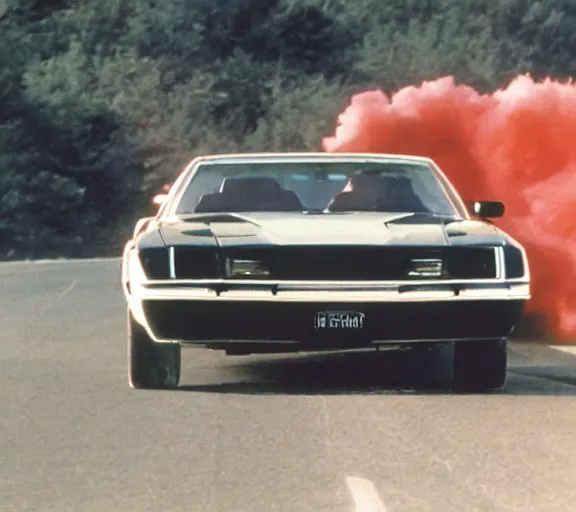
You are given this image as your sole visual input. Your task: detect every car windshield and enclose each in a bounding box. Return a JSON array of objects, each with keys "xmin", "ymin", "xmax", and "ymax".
[{"xmin": 172, "ymin": 159, "xmax": 461, "ymax": 217}]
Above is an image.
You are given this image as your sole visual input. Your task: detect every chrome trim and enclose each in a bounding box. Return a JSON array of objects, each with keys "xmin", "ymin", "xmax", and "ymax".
[
  {"xmin": 169, "ymin": 246, "xmax": 176, "ymax": 279},
  {"xmin": 180, "ymin": 337, "xmax": 502, "ymax": 347},
  {"xmin": 495, "ymin": 246, "xmax": 505, "ymax": 280},
  {"xmin": 184, "ymin": 339, "xmax": 302, "ymax": 345},
  {"xmin": 140, "ymin": 277, "xmax": 529, "ymax": 288},
  {"xmin": 374, "ymin": 336, "xmax": 501, "ymax": 344},
  {"xmin": 131, "ymin": 282, "xmax": 530, "ymax": 303},
  {"xmin": 279, "ymin": 281, "xmax": 524, "ymax": 291},
  {"xmin": 194, "ymin": 152, "xmax": 434, "ymax": 164}
]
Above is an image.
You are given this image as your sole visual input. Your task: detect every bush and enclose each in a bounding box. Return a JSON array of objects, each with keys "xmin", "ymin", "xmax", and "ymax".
[{"xmin": 1, "ymin": 0, "xmax": 575, "ymax": 258}]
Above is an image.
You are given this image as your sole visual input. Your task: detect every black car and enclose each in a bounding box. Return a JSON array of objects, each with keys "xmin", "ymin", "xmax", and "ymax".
[{"xmin": 121, "ymin": 152, "xmax": 530, "ymax": 391}]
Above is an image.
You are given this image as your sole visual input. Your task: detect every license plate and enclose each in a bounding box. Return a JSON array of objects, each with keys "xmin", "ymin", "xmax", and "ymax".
[{"xmin": 314, "ymin": 311, "xmax": 365, "ymax": 329}]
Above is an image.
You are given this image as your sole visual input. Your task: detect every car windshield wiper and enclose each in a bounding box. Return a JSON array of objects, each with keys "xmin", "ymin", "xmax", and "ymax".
[
  {"xmin": 177, "ymin": 212, "xmax": 250, "ymax": 222},
  {"xmin": 180, "ymin": 210, "xmax": 319, "ymax": 217},
  {"xmin": 302, "ymin": 209, "xmax": 326, "ymax": 214},
  {"xmin": 383, "ymin": 212, "xmax": 460, "ymax": 225}
]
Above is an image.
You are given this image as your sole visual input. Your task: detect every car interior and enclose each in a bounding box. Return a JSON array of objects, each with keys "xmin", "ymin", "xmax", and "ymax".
[
  {"xmin": 191, "ymin": 171, "xmax": 430, "ymax": 213},
  {"xmin": 327, "ymin": 171, "xmax": 429, "ymax": 213},
  {"xmin": 194, "ymin": 177, "xmax": 304, "ymax": 212}
]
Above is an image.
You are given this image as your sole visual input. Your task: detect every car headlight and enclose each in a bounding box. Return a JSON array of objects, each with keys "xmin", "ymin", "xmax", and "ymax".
[
  {"xmin": 225, "ymin": 258, "xmax": 270, "ymax": 278},
  {"xmin": 408, "ymin": 258, "xmax": 443, "ymax": 278}
]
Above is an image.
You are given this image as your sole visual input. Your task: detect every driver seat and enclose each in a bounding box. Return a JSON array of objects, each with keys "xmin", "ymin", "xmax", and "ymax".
[
  {"xmin": 327, "ymin": 172, "xmax": 389, "ymax": 211},
  {"xmin": 195, "ymin": 177, "xmax": 302, "ymax": 212},
  {"xmin": 386, "ymin": 177, "xmax": 429, "ymax": 212}
]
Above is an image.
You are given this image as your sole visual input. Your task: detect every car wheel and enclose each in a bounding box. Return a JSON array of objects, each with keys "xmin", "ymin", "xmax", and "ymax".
[
  {"xmin": 409, "ymin": 342, "xmax": 453, "ymax": 388},
  {"xmin": 127, "ymin": 311, "xmax": 181, "ymax": 389},
  {"xmin": 453, "ymin": 338, "xmax": 507, "ymax": 392}
]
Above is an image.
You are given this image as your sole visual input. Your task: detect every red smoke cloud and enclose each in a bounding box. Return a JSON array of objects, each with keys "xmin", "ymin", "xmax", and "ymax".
[{"xmin": 323, "ymin": 75, "xmax": 576, "ymax": 343}]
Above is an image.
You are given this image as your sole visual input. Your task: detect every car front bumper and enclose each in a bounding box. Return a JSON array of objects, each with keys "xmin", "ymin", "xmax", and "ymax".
[{"xmin": 126, "ymin": 279, "xmax": 530, "ymax": 346}]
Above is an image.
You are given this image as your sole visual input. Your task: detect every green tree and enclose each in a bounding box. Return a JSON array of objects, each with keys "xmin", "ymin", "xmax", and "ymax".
[{"xmin": 2, "ymin": 0, "xmax": 576, "ymax": 258}]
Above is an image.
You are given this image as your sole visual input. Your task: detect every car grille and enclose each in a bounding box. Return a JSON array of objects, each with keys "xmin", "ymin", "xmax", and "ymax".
[
  {"xmin": 222, "ymin": 246, "xmax": 446, "ymax": 281},
  {"xmin": 168, "ymin": 245, "xmax": 498, "ymax": 281}
]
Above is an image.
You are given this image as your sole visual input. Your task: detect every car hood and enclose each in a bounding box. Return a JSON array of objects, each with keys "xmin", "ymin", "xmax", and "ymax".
[{"xmin": 154, "ymin": 212, "xmax": 505, "ymax": 248}]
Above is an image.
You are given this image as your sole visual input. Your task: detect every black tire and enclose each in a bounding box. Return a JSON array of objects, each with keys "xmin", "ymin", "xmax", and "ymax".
[
  {"xmin": 409, "ymin": 342, "xmax": 453, "ymax": 388},
  {"xmin": 128, "ymin": 311, "xmax": 181, "ymax": 389},
  {"xmin": 453, "ymin": 338, "xmax": 507, "ymax": 392}
]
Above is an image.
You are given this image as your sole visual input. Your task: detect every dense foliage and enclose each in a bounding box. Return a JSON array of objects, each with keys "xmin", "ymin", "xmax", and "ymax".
[{"xmin": 1, "ymin": 0, "xmax": 575, "ymax": 258}]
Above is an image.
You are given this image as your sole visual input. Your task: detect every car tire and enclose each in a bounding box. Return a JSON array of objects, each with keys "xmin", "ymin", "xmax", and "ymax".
[
  {"xmin": 128, "ymin": 311, "xmax": 181, "ymax": 389},
  {"xmin": 409, "ymin": 342, "xmax": 453, "ymax": 388},
  {"xmin": 453, "ymin": 338, "xmax": 507, "ymax": 392}
]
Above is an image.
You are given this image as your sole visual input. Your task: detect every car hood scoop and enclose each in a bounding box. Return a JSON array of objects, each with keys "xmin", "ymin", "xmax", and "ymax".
[
  {"xmin": 158, "ymin": 212, "xmax": 501, "ymax": 247},
  {"xmin": 212, "ymin": 214, "xmax": 450, "ymax": 247}
]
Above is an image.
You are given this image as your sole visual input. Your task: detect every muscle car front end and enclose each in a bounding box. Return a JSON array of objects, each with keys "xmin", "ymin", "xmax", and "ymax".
[{"xmin": 121, "ymin": 153, "xmax": 530, "ymax": 391}]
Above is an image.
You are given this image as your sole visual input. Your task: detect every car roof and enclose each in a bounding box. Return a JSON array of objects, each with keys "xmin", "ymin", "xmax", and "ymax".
[{"xmin": 186, "ymin": 152, "xmax": 435, "ymax": 166}]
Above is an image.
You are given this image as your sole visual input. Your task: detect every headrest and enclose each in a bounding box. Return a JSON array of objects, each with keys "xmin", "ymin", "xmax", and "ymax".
[
  {"xmin": 350, "ymin": 171, "xmax": 383, "ymax": 190},
  {"xmin": 349, "ymin": 172, "xmax": 416, "ymax": 193},
  {"xmin": 350, "ymin": 172, "xmax": 406, "ymax": 196},
  {"xmin": 388, "ymin": 176, "xmax": 415, "ymax": 194},
  {"xmin": 219, "ymin": 177, "xmax": 282, "ymax": 195}
]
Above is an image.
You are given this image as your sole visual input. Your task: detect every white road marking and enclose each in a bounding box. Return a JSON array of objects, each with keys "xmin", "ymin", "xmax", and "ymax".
[
  {"xmin": 33, "ymin": 257, "xmax": 120, "ymax": 264},
  {"xmin": 552, "ymin": 345, "xmax": 576, "ymax": 355},
  {"xmin": 40, "ymin": 279, "xmax": 78, "ymax": 312},
  {"xmin": 346, "ymin": 476, "xmax": 388, "ymax": 512},
  {"xmin": 0, "ymin": 257, "xmax": 120, "ymax": 265}
]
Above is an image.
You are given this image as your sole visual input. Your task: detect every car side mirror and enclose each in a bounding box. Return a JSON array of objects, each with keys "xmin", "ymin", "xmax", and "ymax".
[
  {"xmin": 152, "ymin": 193, "xmax": 168, "ymax": 206},
  {"xmin": 469, "ymin": 200, "xmax": 505, "ymax": 219}
]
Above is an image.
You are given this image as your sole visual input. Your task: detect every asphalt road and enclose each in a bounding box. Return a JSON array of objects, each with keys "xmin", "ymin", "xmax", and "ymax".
[{"xmin": 1, "ymin": 259, "xmax": 576, "ymax": 512}]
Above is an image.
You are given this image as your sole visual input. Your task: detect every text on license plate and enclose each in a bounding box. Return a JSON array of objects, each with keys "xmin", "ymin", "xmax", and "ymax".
[{"xmin": 314, "ymin": 311, "xmax": 365, "ymax": 329}]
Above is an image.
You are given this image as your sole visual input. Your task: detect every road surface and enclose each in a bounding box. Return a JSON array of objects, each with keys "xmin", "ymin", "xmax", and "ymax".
[{"xmin": 1, "ymin": 258, "xmax": 576, "ymax": 512}]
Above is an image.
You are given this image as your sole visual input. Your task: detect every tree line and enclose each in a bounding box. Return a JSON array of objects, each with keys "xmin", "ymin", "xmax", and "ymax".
[{"xmin": 1, "ymin": 0, "xmax": 574, "ymax": 259}]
